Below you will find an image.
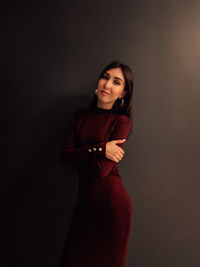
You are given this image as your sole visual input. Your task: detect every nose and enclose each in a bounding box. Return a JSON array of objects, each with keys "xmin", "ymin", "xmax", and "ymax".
[{"xmin": 104, "ymin": 79, "xmax": 112, "ymax": 90}]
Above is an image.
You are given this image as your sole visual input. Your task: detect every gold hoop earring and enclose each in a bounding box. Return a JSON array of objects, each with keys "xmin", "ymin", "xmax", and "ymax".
[
  {"xmin": 95, "ymin": 89, "xmax": 98, "ymax": 94},
  {"xmin": 120, "ymin": 98, "xmax": 124, "ymax": 106}
]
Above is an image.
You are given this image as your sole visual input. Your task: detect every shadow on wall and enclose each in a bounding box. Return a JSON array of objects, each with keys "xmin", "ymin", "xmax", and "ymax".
[{"xmin": 4, "ymin": 93, "xmax": 91, "ymax": 267}]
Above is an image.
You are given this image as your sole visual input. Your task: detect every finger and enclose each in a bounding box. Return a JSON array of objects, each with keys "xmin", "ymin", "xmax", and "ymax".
[
  {"xmin": 117, "ymin": 139, "xmax": 126, "ymax": 143},
  {"xmin": 118, "ymin": 153, "xmax": 124, "ymax": 160},
  {"xmin": 114, "ymin": 156, "xmax": 120, "ymax": 163},
  {"xmin": 112, "ymin": 149, "xmax": 123, "ymax": 158},
  {"xmin": 116, "ymin": 147, "xmax": 124, "ymax": 154},
  {"xmin": 112, "ymin": 154, "xmax": 120, "ymax": 162},
  {"xmin": 112, "ymin": 139, "xmax": 126, "ymax": 144},
  {"xmin": 116, "ymin": 152, "xmax": 124, "ymax": 161},
  {"xmin": 116, "ymin": 150, "xmax": 124, "ymax": 158},
  {"xmin": 113, "ymin": 151, "xmax": 124, "ymax": 159}
]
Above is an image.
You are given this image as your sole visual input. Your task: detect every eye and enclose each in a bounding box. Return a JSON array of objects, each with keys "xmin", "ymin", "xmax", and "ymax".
[{"xmin": 114, "ymin": 80, "xmax": 121, "ymax": 85}]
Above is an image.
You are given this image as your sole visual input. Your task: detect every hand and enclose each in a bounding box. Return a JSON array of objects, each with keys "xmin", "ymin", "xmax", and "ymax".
[{"xmin": 105, "ymin": 139, "xmax": 126, "ymax": 163}]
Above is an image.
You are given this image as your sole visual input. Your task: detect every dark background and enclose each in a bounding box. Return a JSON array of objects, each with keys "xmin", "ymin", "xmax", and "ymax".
[{"xmin": 1, "ymin": 0, "xmax": 200, "ymax": 266}]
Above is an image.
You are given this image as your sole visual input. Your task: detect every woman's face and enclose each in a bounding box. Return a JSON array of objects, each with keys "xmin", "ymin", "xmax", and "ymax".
[{"xmin": 96, "ymin": 67, "xmax": 126, "ymax": 109}]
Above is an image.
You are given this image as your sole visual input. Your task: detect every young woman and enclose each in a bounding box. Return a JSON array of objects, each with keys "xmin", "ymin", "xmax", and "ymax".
[{"xmin": 60, "ymin": 60, "xmax": 134, "ymax": 267}]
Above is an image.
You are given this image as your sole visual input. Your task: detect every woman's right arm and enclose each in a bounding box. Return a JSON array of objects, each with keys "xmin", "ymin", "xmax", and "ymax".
[{"xmin": 60, "ymin": 110, "xmax": 106, "ymax": 170}]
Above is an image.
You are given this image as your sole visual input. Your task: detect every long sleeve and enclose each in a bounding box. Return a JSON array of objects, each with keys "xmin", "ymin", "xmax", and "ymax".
[
  {"xmin": 61, "ymin": 109, "xmax": 107, "ymax": 170},
  {"xmin": 78, "ymin": 115, "xmax": 131, "ymax": 179}
]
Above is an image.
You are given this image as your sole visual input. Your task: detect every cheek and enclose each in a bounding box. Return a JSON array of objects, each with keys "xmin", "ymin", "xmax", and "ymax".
[
  {"xmin": 113, "ymin": 88, "xmax": 124, "ymax": 97},
  {"xmin": 97, "ymin": 79, "xmax": 104, "ymax": 88}
]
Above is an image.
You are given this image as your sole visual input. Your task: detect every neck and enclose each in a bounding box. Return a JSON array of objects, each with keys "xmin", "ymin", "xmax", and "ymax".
[{"xmin": 97, "ymin": 102, "xmax": 113, "ymax": 110}]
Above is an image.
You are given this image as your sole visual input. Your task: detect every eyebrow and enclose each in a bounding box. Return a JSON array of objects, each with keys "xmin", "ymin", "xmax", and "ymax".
[{"xmin": 104, "ymin": 72, "xmax": 123, "ymax": 82}]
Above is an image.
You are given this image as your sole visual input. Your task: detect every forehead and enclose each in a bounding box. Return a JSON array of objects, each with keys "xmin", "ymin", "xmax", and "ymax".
[{"xmin": 105, "ymin": 68, "xmax": 125, "ymax": 81}]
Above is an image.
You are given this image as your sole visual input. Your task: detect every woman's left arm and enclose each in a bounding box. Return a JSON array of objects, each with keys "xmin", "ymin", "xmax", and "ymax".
[
  {"xmin": 61, "ymin": 109, "xmax": 107, "ymax": 170},
  {"xmin": 79, "ymin": 115, "xmax": 132, "ymax": 179}
]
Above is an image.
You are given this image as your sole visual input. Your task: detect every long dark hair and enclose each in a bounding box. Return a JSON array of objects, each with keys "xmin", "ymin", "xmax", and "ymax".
[{"xmin": 89, "ymin": 60, "xmax": 134, "ymax": 120}]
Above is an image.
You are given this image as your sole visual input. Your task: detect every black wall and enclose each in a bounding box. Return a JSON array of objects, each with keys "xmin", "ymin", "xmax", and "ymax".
[{"xmin": 1, "ymin": 0, "xmax": 200, "ymax": 266}]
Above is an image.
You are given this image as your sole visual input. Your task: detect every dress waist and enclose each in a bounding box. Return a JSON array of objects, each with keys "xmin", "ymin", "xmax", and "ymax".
[{"xmin": 78, "ymin": 164, "xmax": 120, "ymax": 186}]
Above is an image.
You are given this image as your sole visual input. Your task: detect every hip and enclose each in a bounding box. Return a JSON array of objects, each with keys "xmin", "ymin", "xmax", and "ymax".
[{"xmin": 78, "ymin": 174, "xmax": 132, "ymax": 212}]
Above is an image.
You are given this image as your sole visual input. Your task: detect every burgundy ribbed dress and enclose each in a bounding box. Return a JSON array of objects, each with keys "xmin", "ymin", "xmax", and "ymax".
[{"xmin": 61, "ymin": 105, "xmax": 132, "ymax": 267}]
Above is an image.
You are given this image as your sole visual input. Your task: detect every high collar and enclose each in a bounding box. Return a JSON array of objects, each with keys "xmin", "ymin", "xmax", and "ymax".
[{"xmin": 94, "ymin": 105, "xmax": 113, "ymax": 113}]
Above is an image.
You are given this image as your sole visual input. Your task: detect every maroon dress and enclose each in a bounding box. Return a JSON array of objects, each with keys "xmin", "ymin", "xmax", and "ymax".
[{"xmin": 61, "ymin": 105, "xmax": 132, "ymax": 267}]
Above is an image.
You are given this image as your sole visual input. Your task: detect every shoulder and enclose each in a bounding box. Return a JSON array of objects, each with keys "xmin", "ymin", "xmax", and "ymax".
[
  {"xmin": 115, "ymin": 114, "xmax": 131, "ymax": 125},
  {"xmin": 112, "ymin": 114, "xmax": 132, "ymax": 133},
  {"xmin": 73, "ymin": 107, "xmax": 89, "ymax": 118}
]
